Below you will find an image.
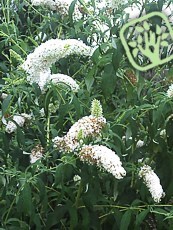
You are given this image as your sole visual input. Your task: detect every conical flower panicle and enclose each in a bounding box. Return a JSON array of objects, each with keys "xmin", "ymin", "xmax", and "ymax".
[
  {"xmin": 22, "ymin": 39, "xmax": 93, "ymax": 90},
  {"xmin": 53, "ymin": 115, "xmax": 106, "ymax": 152},
  {"xmin": 91, "ymin": 99, "xmax": 103, "ymax": 118}
]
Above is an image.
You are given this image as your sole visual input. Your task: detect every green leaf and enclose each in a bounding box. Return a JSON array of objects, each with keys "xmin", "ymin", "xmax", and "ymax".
[
  {"xmin": 81, "ymin": 208, "xmax": 90, "ymax": 228},
  {"xmin": 166, "ymin": 115, "xmax": 173, "ymax": 149},
  {"xmin": 16, "ymin": 127, "xmax": 25, "ymax": 147},
  {"xmin": 5, "ymin": 218, "xmax": 29, "ymax": 229},
  {"xmin": 36, "ymin": 178, "xmax": 46, "ymax": 202},
  {"xmin": 158, "ymin": 0, "xmax": 164, "ymax": 11},
  {"xmin": 69, "ymin": 0, "xmax": 77, "ymax": 24},
  {"xmin": 33, "ymin": 214, "xmax": 42, "ymax": 229},
  {"xmin": 136, "ymin": 26, "xmax": 144, "ymax": 33},
  {"xmin": 2, "ymin": 95, "xmax": 12, "ymax": 116},
  {"xmin": 120, "ymin": 210, "xmax": 132, "ymax": 230},
  {"xmin": 72, "ymin": 95, "xmax": 81, "ymax": 118},
  {"xmin": 112, "ymin": 38, "xmax": 124, "ymax": 72},
  {"xmin": 132, "ymin": 48, "xmax": 139, "ymax": 58},
  {"xmin": 85, "ymin": 68, "xmax": 95, "ymax": 92},
  {"xmin": 46, "ymin": 206, "xmax": 67, "ymax": 229},
  {"xmin": 101, "ymin": 64, "xmax": 116, "ymax": 98},
  {"xmin": 135, "ymin": 209, "xmax": 149, "ymax": 226},
  {"xmin": 19, "ymin": 183, "xmax": 33, "ymax": 216},
  {"xmin": 143, "ymin": 21, "xmax": 150, "ymax": 31},
  {"xmin": 137, "ymin": 75, "xmax": 145, "ymax": 98},
  {"xmin": 156, "ymin": 24, "xmax": 162, "ymax": 35},
  {"xmin": 68, "ymin": 206, "xmax": 78, "ymax": 228},
  {"xmin": 55, "ymin": 163, "xmax": 74, "ymax": 185},
  {"xmin": 32, "ymin": 83, "xmax": 41, "ymax": 97},
  {"xmin": 55, "ymin": 163, "xmax": 64, "ymax": 185},
  {"xmin": 145, "ymin": 2, "xmax": 159, "ymax": 14},
  {"xmin": 128, "ymin": 41, "xmax": 137, "ymax": 48}
]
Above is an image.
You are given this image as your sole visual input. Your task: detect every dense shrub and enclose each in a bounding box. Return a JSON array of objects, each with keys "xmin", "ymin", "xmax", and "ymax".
[{"xmin": 0, "ymin": 0, "xmax": 173, "ymax": 229}]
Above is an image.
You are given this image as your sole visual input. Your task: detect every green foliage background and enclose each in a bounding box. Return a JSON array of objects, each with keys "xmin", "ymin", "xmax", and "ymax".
[{"xmin": 0, "ymin": 0, "xmax": 173, "ymax": 229}]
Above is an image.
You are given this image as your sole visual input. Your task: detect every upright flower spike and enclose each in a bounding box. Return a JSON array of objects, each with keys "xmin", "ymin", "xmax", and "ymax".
[
  {"xmin": 77, "ymin": 129, "xmax": 84, "ymax": 141},
  {"xmin": 53, "ymin": 115, "xmax": 106, "ymax": 152},
  {"xmin": 78, "ymin": 145, "xmax": 126, "ymax": 179},
  {"xmin": 138, "ymin": 165, "xmax": 165, "ymax": 203},
  {"xmin": 91, "ymin": 99, "xmax": 103, "ymax": 118},
  {"xmin": 53, "ymin": 100, "xmax": 106, "ymax": 152}
]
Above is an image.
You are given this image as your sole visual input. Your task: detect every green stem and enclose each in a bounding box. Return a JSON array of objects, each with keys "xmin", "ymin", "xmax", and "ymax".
[
  {"xmin": 46, "ymin": 110, "xmax": 50, "ymax": 146},
  {"xmin": 78, "ymin": 204, "xmax": 173, "ymax": 210},
  {"xmin": 4, "ymin": 185, "xmax": 24, "ymax": 224},
  {"xmin": 0, "ymin": 31, "xmax": 27, "ymax": 55},
  {"xmin": 74, "ymin": 181, "xmax": 83, "ymax": 207}
]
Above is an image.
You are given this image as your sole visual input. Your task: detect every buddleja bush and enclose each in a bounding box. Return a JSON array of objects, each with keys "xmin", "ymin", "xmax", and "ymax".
[{"xmin": 1, "ymin": 0, "xmax": 173, "ymax": 229}]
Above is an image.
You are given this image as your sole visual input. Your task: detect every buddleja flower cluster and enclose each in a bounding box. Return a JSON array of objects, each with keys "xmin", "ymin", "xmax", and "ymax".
[
  {"xmin": 167, "ymin": 84, "xmax": 173, "ymax": 98},
  {"xmin": 50, "ymin": 74, "xmax": 79, "ymax": 92},
  {"xmin": 31, "ymin": 0, "xmax": 123, "ymax": 18},
  {"xmin": 53, "ymin": 99, "xmax": 126, "ymax": 179},
  {"xmin": 53, "ymin": 115, "xmax": 106, "ymax": 152},
  {"xmin": 5, "ymin": 114, "xmax": 32, "ymax": 134},
  {"xmin": 105, "ymin": 0, "xmax": 122, "ymax": 10},
  {"xmin": 79, "ymin": 145, "xmax": 126, "ymax": 179},
  {"xmin": 31, "ymin": 0, "xmax": 82, "ymax": 20},
  {"xmin": 30, "ymin": 144, "xmax": 44, "ymax": 164},
  {"xmin": 22, "ymin": 39, "xmax": 93, "ymax": 90},
  {"xmin": 139, "ymin": 165, "xmax": 165, "ymax": 203}
]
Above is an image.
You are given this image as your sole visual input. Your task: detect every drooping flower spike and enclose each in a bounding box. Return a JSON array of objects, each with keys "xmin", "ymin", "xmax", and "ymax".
[
  {"xmin": 139, "ymin": 165, "xmax": 165, "ymax": 203},
  {"xmin": 78, "ymin": 144, "xmax": 126, "ymax": 179},
  {"xmin": 22, "ymin": 38, "xmax": 93, "ymax": 90}
]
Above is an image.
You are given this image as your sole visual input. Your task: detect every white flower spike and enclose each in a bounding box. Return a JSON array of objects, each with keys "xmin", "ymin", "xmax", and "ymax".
[
  {"xmin": 79, "ymin": 145, "xmax": 126, "ymax": 179},
  {"xmin": 22, "ymin": 38, "xmax": 93, "ymax": 90},
  {"xmin": 139, "ymin": 165, "xmax": 165, "ymax": 203}
]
